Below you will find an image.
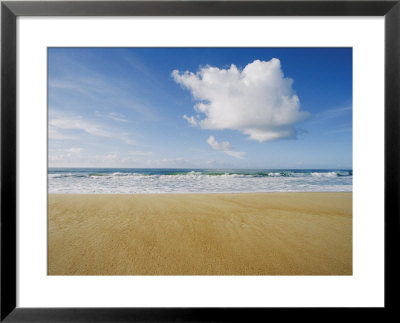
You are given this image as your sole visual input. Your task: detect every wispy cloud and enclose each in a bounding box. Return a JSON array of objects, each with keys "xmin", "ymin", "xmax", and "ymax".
[
  {"xmin": 49, "ymin": 77, "xmax": 116, "ymax": 99},
  {"xmin": 48, "ymin": 125, "xmax": 76, "ymax": 140},
  {"xmin": 50, "ymin": 114, "xmax": 112, "ymax": 137},
  {"xmin": 49, "ymin": 110, "xmax": 136, "ymax": 145},
  {"xmin": 65, "ymin": 147, "xmax": 84, "ymax": 154},
  {"xmin": 120, "ymin": 51, "xmax": 150, "ymax": 76},
  {"xmin": 206, "ymin": 136, "xmax": 246, "ymax": 159},
  {"xmin": 96, "ymin": 110, "xmax": 130, "ymax": 123},
  {"xmin": 183, "ymin": 115, "xmax": 198, "ymax": 127},
  {"xmin": 309, "ymin": 105, "xmax": 352, "ymax": 124},
  {"xmin": 108, "ymin": 112, "xmax": 129, "ymax": 123},
  {"xmin": 49, "ymin": 62, "xmax": 157, "ymax": 120}
]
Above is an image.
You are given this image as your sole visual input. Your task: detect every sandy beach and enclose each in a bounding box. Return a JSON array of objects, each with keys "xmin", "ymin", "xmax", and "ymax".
[{"xmin": 48, "ymin": 192, "xmax": 352, "ymax": 275}]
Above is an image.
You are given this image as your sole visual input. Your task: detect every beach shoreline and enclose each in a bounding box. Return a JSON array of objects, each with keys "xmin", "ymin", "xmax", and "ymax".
[{"xmin": 48, "ymin": 192, "xmax": 352, "ymax": 275}]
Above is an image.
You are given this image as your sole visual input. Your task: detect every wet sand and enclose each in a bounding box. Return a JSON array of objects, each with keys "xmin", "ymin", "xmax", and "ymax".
[{"xmin": 48, "ymin": 192, "xmax": 352, "ymax": 275}]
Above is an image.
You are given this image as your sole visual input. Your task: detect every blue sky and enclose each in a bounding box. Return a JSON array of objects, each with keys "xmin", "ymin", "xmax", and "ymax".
[{"xmin": 48, "ymin": 48, "xmax": 352, "ymax": 169}]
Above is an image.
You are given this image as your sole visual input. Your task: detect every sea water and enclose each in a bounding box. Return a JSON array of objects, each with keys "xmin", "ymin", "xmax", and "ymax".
[{"xmin": 48, "ymin": 168, "xmax": 352, "ymax": 194}]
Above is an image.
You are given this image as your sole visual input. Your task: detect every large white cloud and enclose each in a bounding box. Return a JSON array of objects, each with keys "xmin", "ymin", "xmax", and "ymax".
[
  {"xmin": 172, "ymin": 58, "xmax": 309, "ymax": 142},
  {"xmin": 206, "ymin": 136, "xmax": 245, "ymax": 159}
]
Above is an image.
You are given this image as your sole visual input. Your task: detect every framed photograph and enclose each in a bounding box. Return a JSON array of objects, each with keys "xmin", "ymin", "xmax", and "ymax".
[{"xmin": 1, "ymin": 0, "xmax": 399, "ymax": 321}]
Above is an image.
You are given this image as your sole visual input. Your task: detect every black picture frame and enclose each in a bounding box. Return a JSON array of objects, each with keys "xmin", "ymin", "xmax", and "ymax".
[{"xmin": 1, "ymin": 0, "xmax": 399, "ymax": 321}]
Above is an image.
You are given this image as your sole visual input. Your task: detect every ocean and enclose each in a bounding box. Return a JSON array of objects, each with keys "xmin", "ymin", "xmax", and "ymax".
[{"xmin": 48, "ymin": 168, "xmax": 353, "ymax": 194}]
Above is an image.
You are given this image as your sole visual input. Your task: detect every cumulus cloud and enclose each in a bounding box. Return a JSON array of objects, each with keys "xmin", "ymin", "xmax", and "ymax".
[
  {"xmin": 173, "ymin": 58, "xmax": 309, "ymax": 142},
  {"xmin": 206, "ymin": 136, "xmax": 245, "ymax": 159}
]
